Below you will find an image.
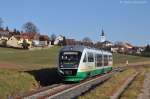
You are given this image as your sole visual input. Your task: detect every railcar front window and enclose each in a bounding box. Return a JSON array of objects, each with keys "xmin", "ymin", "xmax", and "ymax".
[{"xmin": 59, "ymin": 52, "xmax": 81, "ymax": 68}]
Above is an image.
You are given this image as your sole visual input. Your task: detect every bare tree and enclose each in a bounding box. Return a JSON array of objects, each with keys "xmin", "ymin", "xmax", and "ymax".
[
  {"xmin": 50, "ymin": 34, "xmax": 56, "ymax": 41},
  {"xmin": 82, "ymin": 37, "xmax": 92, "ymax": 42},
  {"xmin": 82, "ymin": 37, "xmax": 93, "ymax": 47},
  {"xmin": 22, "ymin": 22, "xmax": 38, "ymax": 33},
  {"xmin": 50, "ymin": 34, "xmax": 56, "ymax": 45},
  {"xmin": 0, "ymin": 18, "xmax": 3, "ymax": 29}
]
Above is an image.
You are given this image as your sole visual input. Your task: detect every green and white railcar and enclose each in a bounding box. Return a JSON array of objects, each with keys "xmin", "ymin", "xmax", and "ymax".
[{"xmin": 58, "ymin": 45, "xmax": 113, "ymax": 81}]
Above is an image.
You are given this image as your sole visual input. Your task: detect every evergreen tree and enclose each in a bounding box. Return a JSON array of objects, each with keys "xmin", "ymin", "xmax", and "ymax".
[
  {"xmin": 5, "ymin": 26, "xmax": 9, "ymax": 31},
  {"xmin": 50, "ymin": 34, "xmax": 56, "ymax": 45},
  {"xmin": 16, "ymin": 30, "xmax": 20, "ymax": 35},
  {"xmin": 0, "ymin": 18, "xmax": 3, "ymax": 29},
  {"xmin": 144, "ymin": 44, "xmax": 150, "ymax": 52},
  {"xmin": 142, "ymin": 44, "xmax": 150, "ymax": 57},
  {"xmin": 13, "ymin": 28, "xmax": 17, "ymax": 33}
]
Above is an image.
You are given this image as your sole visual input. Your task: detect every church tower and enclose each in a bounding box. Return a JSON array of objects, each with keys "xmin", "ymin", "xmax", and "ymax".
[{"xmin": 100, "ymin": 29, "xmax": 106, "ymax": 42}]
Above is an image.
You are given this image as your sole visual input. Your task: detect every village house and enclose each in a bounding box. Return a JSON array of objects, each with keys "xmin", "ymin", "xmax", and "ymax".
[
  {"xmin": 33, "ymin": 35, "xmax": 50, "ymax": 47},
  {"xmin": 131, "ymin": 46, "xmax": 145, "ymax": 54},
  {"xmin": 54, "ymin": 35, "xmax": 64, "ymax": 45},
  {"xmin": 102, "ymin": 40, "xmax": 113, "ymax": 47},
  {"xmin": 0, "ymin": 29, "xmax": 10, "ymax": 46},
  {"xmin": 65, "ymin": 38, "xmax": 76, "ymax": 45},
  {"xmin": 7, "ymin": 35, "xmax": 22, "ymax": 48},
  {"xmin": 111, "ymin": 42, "xmax": 133, "ymax": 53},
  {"xmin": 0, "ymin": 36, "xmax": 9, "ymax": 41},
  {"xmin": 7, "ymin": 33, "xmax": 37, "ymax": 48},
  {"xmin": 0, "ymin": 29, "xmax": 9, "ymax": 37}
]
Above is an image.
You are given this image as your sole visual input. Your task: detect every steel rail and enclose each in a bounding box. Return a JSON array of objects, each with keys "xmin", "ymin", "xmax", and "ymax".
[{"xmin": 14, "ymin": 64, "xmax": 150, "ymax": 99}]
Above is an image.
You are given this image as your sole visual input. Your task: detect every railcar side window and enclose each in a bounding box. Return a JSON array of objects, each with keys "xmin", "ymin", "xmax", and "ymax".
[
  {"xmin": 88, "ymin": 53, "xmax": 94, "ymax": 62},
  {"xmin": 104, "ymin": 55, "xmax": 108, "ymax": 66},
  {"xmin": 109, "ymin": 55, "xmax": 112, "ymax": 61},
  {"xmin": 96, "ymin": 54, "xmax": 103, "ymax": 67},
  {"xmin": 83, "ymin": 53, "xmax": 87, "ymax": 62}
]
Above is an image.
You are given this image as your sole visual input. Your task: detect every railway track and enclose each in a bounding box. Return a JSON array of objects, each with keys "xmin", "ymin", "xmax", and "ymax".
[
  {"xmin": 14, "ymin": 64, "xmax": 150, "ymax": 99},
  {"xmin": 14, "ymin": 67, "xmax": 123, "ymax": 99},
  {"xmin": 110, "ymin": 72, "xmax": 139, "ymax": 99}
]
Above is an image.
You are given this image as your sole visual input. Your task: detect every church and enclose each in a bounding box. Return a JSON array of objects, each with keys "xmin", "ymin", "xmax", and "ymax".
[{"xmin": 100, "ymin": 29, "xmax": 113, "ymax": 47}]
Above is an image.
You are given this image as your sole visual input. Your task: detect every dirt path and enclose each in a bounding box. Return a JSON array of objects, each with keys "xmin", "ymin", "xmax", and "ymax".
[
  {"xmin": 0, "ymin": 62, "xmax": 54, "ymax": 71},
  {"xmin": 0, "ymin": 62, "xmax": 24, "ymax": 70},
  {"xmin": 0, "ymin": 62, "xmax": 40, "ymax": 71},
  {"xmin": 137, "ymin": 73, "xmax": 150, "ymax": 99}
]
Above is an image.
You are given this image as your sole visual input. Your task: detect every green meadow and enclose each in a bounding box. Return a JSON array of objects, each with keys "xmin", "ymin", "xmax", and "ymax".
[{"xmin": 0, "ymin": 46, "xmax": 61, "ymax": 70}]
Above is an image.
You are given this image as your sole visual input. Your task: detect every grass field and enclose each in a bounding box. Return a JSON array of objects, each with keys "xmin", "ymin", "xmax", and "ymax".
[
  {"xmin": 113, "ymin": 53, "xmax": 150, "ymax": 66},
  {"xmin": 0, "ymin": 46, "xmax": 150, "ymax": 99},
  {"xmin": 0, "ymin": 46, "xmax": 61, "ymax": 70},
  {"xmin": 0, "ymin": 47, "xmax": 149, "ymax": 70}
]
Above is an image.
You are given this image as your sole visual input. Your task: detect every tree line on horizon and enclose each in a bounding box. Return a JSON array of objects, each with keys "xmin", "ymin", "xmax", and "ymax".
[
  {"xmin": 142, "ymin": 45, "xmax": 150, "ymax": 57},
  {"xmin": 0, "ymin": 17, "xmax": 92, "ymax": 43}
]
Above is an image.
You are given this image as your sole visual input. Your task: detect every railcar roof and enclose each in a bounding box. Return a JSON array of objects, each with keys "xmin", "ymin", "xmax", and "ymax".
[
  {"xmin": 60, "ymin": 45, "xmax": 85, "ymax": 52},
  {"xmin": 60, "ymin": 45, "xmax": 112, "ymax": 54}
]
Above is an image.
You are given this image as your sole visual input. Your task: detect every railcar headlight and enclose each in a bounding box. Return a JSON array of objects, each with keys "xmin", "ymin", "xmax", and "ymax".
[
  {"xmin": 60, "ymin": 65, "xmax": 63, "ymax": 67},
  {"xmin": 74, "ymin": 64, "xmax": 78, "ymax": 67},
  {"xmin": 59, "ymin": 69, "xmax": 64, "ymax": 74}
]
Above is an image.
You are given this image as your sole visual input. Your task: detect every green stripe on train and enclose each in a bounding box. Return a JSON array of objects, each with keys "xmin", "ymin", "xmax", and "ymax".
[{"xmin": 64, "ymin": 66, "xmax": 112, "ymax": 81}]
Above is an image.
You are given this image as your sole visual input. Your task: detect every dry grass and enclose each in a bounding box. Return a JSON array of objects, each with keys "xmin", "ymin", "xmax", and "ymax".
[
  {"xmin": 0, "ymin": 69, "xmax": 38, "ymax": 99},
  {"xmin": 119, "ymin": 67, "xmax": 150, "ymax": 99},
  {"xmin": 78, "ymin": 69, "xmax": 136, "ymax": 99}
]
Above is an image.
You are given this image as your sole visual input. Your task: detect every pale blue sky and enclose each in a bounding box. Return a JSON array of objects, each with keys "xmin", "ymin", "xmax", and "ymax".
[{"xmin": 0, "ymin": 0, "xmax": 150, "ymax": 46}]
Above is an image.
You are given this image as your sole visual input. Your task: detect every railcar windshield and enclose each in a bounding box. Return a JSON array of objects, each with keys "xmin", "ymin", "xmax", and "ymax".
[{"xmin": 59, "ymin": 51, "xmax": 82, "ymax": 68}]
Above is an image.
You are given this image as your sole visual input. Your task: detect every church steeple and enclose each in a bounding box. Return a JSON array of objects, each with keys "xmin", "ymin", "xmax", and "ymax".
[
  {"xmin": 100, "ymin": 28, "xmax": 106, "ymax": 43},
  {"xmin": 101, "ymin": 29, "xmax": 105, "ymax": 36}
]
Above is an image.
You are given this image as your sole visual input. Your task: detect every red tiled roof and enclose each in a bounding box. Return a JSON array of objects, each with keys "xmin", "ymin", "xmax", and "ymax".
[
  {"xmin": 20, "ymin": 33, "xmax": 36, "ymax": 40},
  {"xmin": 39, "ymin": 35, "xmax": 50, "ymax": 41},
  {"xmin": 14, "ymin": 35, "xmax": 21, "ymax": 40}
]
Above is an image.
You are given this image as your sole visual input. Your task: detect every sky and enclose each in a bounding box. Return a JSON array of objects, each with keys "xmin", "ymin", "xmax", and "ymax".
[{"xmin": 0, "ymin": 0, "xmax": 150, "ymax": 46}]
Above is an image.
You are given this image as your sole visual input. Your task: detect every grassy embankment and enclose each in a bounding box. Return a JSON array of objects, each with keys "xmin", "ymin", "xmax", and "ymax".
[
  {"xmin": 0, "ymin": 46, "xmax": 150, "ymax": 99},
  {"xmin": 79, "ymin": 67, "xmax": 150, "ymax": 99},
  {"xmin": 0, "ymin": 46, "xmax": 61, "ymax": 99},
  {"xmin": 0, "ymin": 69, "xmax": 38, "ymax": 99}
]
